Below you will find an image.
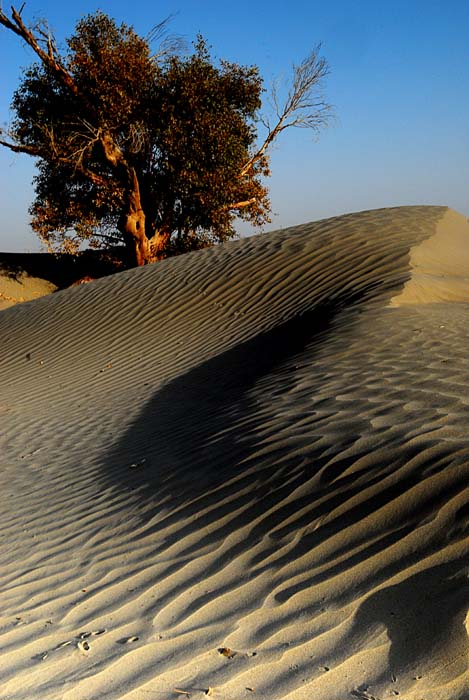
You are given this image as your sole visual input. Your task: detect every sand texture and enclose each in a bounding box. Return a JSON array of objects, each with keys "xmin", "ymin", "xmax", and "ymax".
[
  {"xmin": 1, "ymin": 205, "xmax": 468, "ymax": 700},
  {"xmin": 0, "ymin": 268, "xmax": 57, "ymax": 309}
]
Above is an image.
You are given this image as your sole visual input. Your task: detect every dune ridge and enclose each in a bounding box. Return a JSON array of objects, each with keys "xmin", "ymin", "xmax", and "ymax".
[{"xmin": 0, "ymin": 205, "xmax": 468, "ymax": 700}]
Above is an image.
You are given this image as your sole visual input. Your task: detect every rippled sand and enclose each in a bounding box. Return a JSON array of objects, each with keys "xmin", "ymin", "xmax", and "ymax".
[{"xmin": 1, "ymin": 206, "xmax": 468, "ymax": 700}]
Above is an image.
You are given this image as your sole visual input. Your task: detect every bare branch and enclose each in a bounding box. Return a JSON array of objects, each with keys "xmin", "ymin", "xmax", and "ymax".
[
  {"xmin": 258, "ymin": 113, "xmax": 271, "ymax": 131},
  {"xmin": 0, "ymin": 137, "xmax": 40, "ymax": 156},
  {"xmin": 64, "ymin": 119, "xmax": 102, "ymax": 165},
  {"xmin": 240, "ymin": 44, "xmax": 333, "ymax": 180},
  {"xmin": 270, "ymin": 77, "xmax": 282, "ymax": 121},
  {"xmin": 126, "ymin": 121, "xmax": 149, "ymax": 154},
  {"xmin": 0, "ymin": 5, "xmax": 85, "ymax": 104},
  {"xmin": 146, "ymin": 14, "xmax": 187, "ymax": 62},
  {"xmin": 223, "ymin": 197, "xmax": 257, "ymax": 212}
]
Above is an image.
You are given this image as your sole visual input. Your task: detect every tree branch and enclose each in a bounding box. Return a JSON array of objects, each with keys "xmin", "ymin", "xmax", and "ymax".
[
  {"xmin": 239, "ymin": 45, "xmax": 332, "ymax": 180},
  {"xmin": 0, "ymin": 137, "xmax": 40, "ymax": 156},
  {"xmin": 0, "ymin": 8, "xmax": 135, "ymax": 189},
  {"xmin": 74, "ymin": 164, "xmax": 109, "ymax": 188},
  {"xmin": 146, "ymin": 14, "xmax": 187, "ymax": 62},
  {"xmin": 0, "ymin": 132, "xmax": 109, "ymax": 188},
  {"xmin": 223, "ymin": 197, "xmax": 257, "ymax": 211},
  {"xmin": 0, "ymin": 6, "xmax": 81, "ymax": 99}
]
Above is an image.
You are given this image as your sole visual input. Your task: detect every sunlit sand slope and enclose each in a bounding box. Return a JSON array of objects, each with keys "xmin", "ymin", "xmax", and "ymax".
[
  {"xmin": 0, "ymin": 269, "xmax": 56, "ymax": 309},
  {"xmin": 0, "ymin": 205, "xmax": 468, "ymax": 700}
]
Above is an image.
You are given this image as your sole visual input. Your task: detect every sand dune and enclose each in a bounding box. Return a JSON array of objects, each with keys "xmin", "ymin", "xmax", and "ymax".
[
  {"xmin": 0, "ymin": 205, "xmax": 468, "ymax": 700},
  {"xmin": 0, "ymin": 268, "xmax": 56, "ymax": 310}
]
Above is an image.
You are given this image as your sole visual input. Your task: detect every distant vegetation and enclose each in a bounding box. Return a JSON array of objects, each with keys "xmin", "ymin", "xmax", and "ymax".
[{"xmin": 0, "ymin": 6, "xmax": 332, "ymax": 267}]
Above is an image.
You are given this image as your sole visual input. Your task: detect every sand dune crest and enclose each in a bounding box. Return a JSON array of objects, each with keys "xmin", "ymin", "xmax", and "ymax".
[{"xmin": 390, "ymin": 208, "xmax": 469, "ymax": 305}]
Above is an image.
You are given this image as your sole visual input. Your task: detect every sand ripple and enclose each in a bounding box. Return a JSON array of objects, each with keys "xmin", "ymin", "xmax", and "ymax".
[{"xmin": 0, "ymin": 206, "xmax": 468, "ymax": 699}]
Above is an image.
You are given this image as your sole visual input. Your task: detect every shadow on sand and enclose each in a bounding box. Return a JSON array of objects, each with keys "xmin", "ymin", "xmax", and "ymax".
[
  {"xmin": 350, "ymin": 558, "xmax": 469, "ymax": 688},
  {"xmin": 100, "ymin": 299, "xmax": 341, "ymax": 503}
]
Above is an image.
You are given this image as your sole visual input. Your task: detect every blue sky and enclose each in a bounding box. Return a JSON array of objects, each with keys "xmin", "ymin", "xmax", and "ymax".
[{"xmin": 0, "ymin": 0, "xmax": 468, "ymax": 251}]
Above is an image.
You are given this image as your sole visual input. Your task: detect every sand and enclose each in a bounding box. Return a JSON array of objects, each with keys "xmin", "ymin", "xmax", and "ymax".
[
  {"xmin": 0, "ymin": 268, "xmax": 57, "ymax": 310},
  {"xmin": 0, "ymin": 205, "xmax": 468, "ymax": 700}
]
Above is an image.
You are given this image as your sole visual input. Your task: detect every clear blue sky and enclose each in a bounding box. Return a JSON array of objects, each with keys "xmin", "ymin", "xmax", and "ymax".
[{"xmin": 0, "ymin": 0, "xmax": 468, "ymax": 251}]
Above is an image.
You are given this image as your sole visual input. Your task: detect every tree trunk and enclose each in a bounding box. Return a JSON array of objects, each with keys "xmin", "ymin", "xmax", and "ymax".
[
  {"xmin": 122, "ymin": 207, "xmax": 148, "ymax": 266},
  {"xmin": 121, "ymin": 210, "xmax": 173, "ymax": 266},
  {"xmin": 117, "ymin": 167, "xmax": 175, "ymax": 266},
  {"xmin": 118, "ymin": 167, "xmax": 152, "ymax": 266}
]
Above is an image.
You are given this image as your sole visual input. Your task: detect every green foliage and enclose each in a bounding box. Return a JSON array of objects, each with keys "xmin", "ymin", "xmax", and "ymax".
[
  {"xmin": 1, "ymin": 6, "xmax": 331, "ymax": 264},
  {"xmin": 150, "ymin": 36, "xmax": 270, "ymax": 242},
  {"xmin": 8, "ymin": 13, "xmax": 270, "ymax": 258}
]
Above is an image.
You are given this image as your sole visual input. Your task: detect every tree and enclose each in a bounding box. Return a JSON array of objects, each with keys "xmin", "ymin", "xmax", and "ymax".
[{"xmin": 0, "ymin": 6, "xmax": 332, "ymax": 266}]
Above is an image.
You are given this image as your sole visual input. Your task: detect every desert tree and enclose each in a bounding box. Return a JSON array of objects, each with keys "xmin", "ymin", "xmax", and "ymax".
[{"xmin": 0, "ymin": 5, "xmax": 332, "ymax": 266}]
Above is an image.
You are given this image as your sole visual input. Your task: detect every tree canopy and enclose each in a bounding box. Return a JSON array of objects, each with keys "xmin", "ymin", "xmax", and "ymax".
[{"xmin": 0, "ymin": 6, "xmax": 332, "ymax": 266}]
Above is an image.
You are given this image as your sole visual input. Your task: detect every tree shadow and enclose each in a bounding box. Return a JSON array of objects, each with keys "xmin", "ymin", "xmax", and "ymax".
[
  {"xmin": 101, "ymin": 298, "xmax": 344, "ymax": 504},
  {"xmin": 0, "ymin": 249, "xmax": 126, "ymax": 287},
  {"xmin": 97, "ymin": 277, "xmax": 467, "ymax": 591}
]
